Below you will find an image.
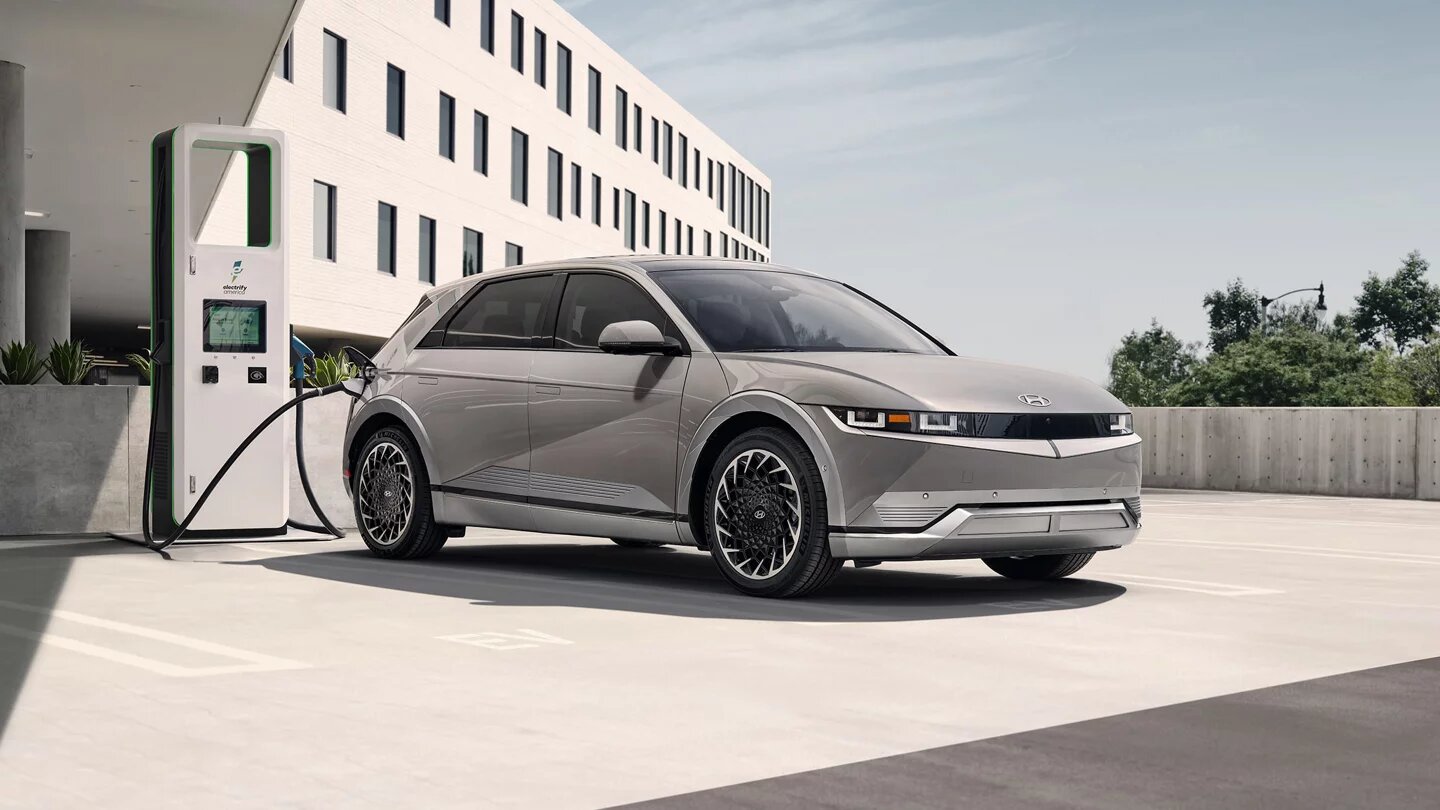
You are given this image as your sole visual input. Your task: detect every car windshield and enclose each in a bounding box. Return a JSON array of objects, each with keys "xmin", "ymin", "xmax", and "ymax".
[{"xmin": 652, "ymin": 268, "xmax": 945, "ymax": 354}]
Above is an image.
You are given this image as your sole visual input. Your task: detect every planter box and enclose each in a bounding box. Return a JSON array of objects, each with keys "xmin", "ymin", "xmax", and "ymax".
[{"xmin": 0, "ymin": 386, "xmax": 354, "ymax": 536}]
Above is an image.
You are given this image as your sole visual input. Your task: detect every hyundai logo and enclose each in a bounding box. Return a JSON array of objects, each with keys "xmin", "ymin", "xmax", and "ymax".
[{"xmin": 1018, "ymin": 394, "xmax": 1051, "ymax": 407}]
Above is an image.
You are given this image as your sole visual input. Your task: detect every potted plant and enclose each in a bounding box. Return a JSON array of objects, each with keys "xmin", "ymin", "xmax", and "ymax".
[
  {"xmin": 47, "ymin": 339, "xmax": 96, "ymax": 385},
  {"xmin": 0, "ymin": 341, "xmax": 49, "ymax": 384}
]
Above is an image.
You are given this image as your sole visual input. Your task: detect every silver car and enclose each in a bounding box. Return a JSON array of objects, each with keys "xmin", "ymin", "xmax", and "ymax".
[{"xmin": 343, "ymin": 258, "xmax": 1141, "ymax": 598}]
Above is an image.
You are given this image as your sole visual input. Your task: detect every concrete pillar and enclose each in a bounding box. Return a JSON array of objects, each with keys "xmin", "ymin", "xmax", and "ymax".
[
  {"xmin": 0, "ymin": 61, "xmax": 24, "ymax": 346},
  {"xmin": 25, "ymin": 230, "xmax": 70, "ymax": 350}
]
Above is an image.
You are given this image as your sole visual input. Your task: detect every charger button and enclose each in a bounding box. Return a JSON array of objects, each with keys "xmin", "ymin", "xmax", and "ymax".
[{"xmin": 248, "ymin": 367, "xmax": 267, "ymax": 384}]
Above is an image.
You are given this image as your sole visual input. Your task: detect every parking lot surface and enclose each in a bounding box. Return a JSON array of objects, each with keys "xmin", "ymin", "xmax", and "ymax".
[{"xmin": 2, "ymin": 489, "xmax": 1439, "ymax": 808}]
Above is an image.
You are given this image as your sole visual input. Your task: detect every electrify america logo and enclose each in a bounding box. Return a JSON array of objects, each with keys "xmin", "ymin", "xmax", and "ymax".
[{"xmin": 223, "ymin": 260, "xmax": 248, "ymax": 295}]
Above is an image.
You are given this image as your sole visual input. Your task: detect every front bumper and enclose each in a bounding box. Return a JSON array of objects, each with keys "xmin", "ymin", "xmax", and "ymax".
[{"xmin": 829, "ymin": 500, "xmax": 1139, "ymax": 561}]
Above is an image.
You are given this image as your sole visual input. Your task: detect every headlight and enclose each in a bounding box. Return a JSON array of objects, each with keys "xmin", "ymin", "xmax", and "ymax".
[{"xmin": 828, "ymin": 407, "xmax": 1136, "ymax": 440}]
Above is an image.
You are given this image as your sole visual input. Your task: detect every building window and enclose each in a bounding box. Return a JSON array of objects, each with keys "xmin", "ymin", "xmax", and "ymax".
[
  {"xmin": 473, "ymin": 110, "xmax": 488, "ymax": 174},
  {"xmin": 547, "ymin": 148, "xmax": 563, "ymax": 219},
  {"xmin": 386, "ymin": 64, "xmax": 405, "ymax": 138},
  {"xmin": 505, "ymin": 242, "xmax": 524, "ymax": 267},
  {"xmin": 438, "ymin": 92, "xmax": 455, "ymax": 160},
  {"xmin": 623, "ymin": 190, "xmax": 636, "ymax": 249},
  {"xmin": 510, "ymin": 129, "xmax": 528, "ymax": 204},
  {"xmin": 763, "ymin": 188, "xmax": 771, "ymax": 247},
  {"xmin": 642, "ymin": 201, "xmax": 651, "ymax": 248},
  {"xmin": 313, "ymin": 180, "xmax": 336, "ymax": 260},
  {"xmin": 707, "ymin": 159, "xmax": 714, "ymax": 198},
  {"xmin": 274, "ymin": 35, "xmax": 293, "ymax": 82},
  {"xmin": 556, "ymin": 44, "xmax": 572, "ymax": 114},
  {"xmin": 662, "ymin": 122, "xmax": 673, "ymax": 178},
  {"xmin": 322, "ymin": 30, "xmax": 346, "ymax": 113},
  {"xmin": 678, "ymin": 134, "xmax": 688, "ymax": 186},
  {"xmin": 721, "ymin": 233, "xmax": 728, "ymax": 258},
  {"xmin": 377, "ymin": 202, "xmax": 396, "ymax": 275},
  {"xmin": 434, "ymin": 0, "xmax": 450, "ymax": 25},
  {"xmin": 693, "ymin": 149, "xmax": 701, "ymax": 191},
  {"xmin": 650, "ymin": 117, "xmax": 659, "ymax": 163},
  {"xmin": 674, "ymin": 218, "xmax": 682, "ymax": 256},
  {"xmin": 615, "ymin": 87, "xmax": 628, "ymax": 149},
  {"xmin": 587, "ymin": 67, "xmax": 602, "ymax": 134},
  {"xmin": 570, "ymin": 163, "xmax": 582, "ymax": 218},
  {"xmin": 463, "ymin": 227, "xmax": 482, "ymax": 276},
  {"xmin": 687, "ymin": 225, "xmax": 694, "ymax": 255},
  {"xmin": 659, "ymin": 210, "xmax": 667, "ymax": 254},
  {"xmin": 704, "ymin": 231, "xmax": 712, "ymax": 256},
  {"xmin": 419, "ymin": 216, "xmax": 436, "ymax": 284},
  {"xmin": 510, "ymin": 12, "xmax": 524, "ymax": 73},
  {"xmin": 728, "ymin": 164, "xmax": 737, "ymax": 226},
  {"xmin": 480, "ymin": 0, "xmax": 495, "ymax": 54},
  {"xmin": 591, "ymin": 174, "xmax": 602, "ymax": 227},
  {"xmin": 533, "ymin": 28, "xmax": 547, "ymax": 87},
  {"xmin": 633, "ymin": 105, "xmax": 643, "ymax": 152},
  {"xmin": 716, "ymin": 164, "xmax": 724, "ymax": 210}
]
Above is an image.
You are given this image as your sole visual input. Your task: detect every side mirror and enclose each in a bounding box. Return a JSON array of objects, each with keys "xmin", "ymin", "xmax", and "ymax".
[
  {"xmin": 597, "ymin": 320, "xmax": 681, "ymax": 355},
  {"xmin": 342, "ymin": 345, "xmax": 379, "ymax": 381}
]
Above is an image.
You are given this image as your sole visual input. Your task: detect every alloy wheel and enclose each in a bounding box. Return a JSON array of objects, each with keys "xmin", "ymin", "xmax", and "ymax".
[
  {"xmin": 357, "ymin": 440, "xmax": 414, "ymax": 546},
  {"xmin": 713, "ymin": 449, "xmax": 803, "ymax": 580}
]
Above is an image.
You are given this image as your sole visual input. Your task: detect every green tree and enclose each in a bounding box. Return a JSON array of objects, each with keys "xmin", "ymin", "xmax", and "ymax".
[
  {"xmin": 1400, "ymin": 338, "xmax": 1440, "ymax": 405},
  {"xmin": 1169, "ymin": 324, "xmax": 1413, "ymax": 407},
  {"xmin": 1352, "ymin": 250, "xmax": 1440, "ymax": 353},
  {"xmin": 1106, "ymin": 320, "xmax": 1199, "ymax": 406},
  {"xmin": 1202, "ymin": 279, "xmax": 1262, "ymax": 353}
]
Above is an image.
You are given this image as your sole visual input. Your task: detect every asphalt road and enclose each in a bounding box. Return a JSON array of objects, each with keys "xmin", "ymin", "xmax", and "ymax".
[{"xmin": 2, "ymin": 490, "xmax": 1438, "ymax": 808}]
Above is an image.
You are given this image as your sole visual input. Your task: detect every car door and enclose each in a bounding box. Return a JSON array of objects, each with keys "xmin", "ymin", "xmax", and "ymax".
[
  {"xmin": 527, "ymin": 271, "xmax": 691, "ymax": 528},
  {"xmin": 405, "ymin": 273, "xmax": 557, "ymax": 526}
]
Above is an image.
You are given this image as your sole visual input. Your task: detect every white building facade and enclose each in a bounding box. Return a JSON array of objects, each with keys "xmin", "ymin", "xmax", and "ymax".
[{"xmin": 206, "ymin": 0, "xmax": 772, "ymax": 345}]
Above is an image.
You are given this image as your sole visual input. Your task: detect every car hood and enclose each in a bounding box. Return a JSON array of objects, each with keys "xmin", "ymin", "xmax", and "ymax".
[{"xmin": 716, "ymin": 352, "xmax": 1127, "ymax": 414}]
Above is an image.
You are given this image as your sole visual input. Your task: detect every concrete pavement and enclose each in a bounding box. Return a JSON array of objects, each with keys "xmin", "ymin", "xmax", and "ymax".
[{"xmin": 2, "ymin": 489, "xmax": 1438, "ymax": 808}]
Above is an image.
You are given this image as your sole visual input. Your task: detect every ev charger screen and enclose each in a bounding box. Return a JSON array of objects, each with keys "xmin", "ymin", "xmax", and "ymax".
[{"xmin": 203, "ymin": 300, "xmax": 267, "ymax": 353}]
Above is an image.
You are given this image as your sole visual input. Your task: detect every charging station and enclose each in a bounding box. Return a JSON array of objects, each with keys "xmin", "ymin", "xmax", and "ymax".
[
  {"xmin": 151, "ymin": 124, "xmax": 290, "ymax": 537},
  {"xmin": 112, "ymin": 123, "xmax": 366, "ymax": 551}
]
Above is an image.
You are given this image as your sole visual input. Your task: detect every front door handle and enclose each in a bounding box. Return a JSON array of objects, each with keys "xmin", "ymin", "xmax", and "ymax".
[
  {"xmin": 534, "ymin": 384, "xmax": 561, "ymax": 395},
  {"xmin": 417, "ymin": 376, "xmax": 439, "ymax": 386}
]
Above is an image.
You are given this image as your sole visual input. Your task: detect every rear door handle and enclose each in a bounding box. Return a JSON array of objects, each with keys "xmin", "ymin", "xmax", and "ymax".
[
  {"xmin": 417, "ymin": 376, "xmax": 439, "ymax": 385},
  {"xmin": 534, "ymin": 384, "xmax": 561, "ymax": 395}
]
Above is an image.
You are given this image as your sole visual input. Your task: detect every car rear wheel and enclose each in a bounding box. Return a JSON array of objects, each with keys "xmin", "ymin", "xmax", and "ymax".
[
  {"xmin": 983, "ymin": 552, "xmax": 1094, "ymax": 580},
  {"xmin": 354, "ymin": 426, "xmax": 448, "ymax": 560},
  {"xmin": 703, "ymin": 427, "xmax": 841, "ymax": 598}
]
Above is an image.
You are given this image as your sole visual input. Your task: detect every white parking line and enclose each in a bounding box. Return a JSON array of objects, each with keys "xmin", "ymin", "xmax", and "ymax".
[
  {"xmin": 0, "ymin": 599, "xmax": 309, "ymax": 677},
  {"xmin": 1145, "ymin": 538, "xmax": 1440, "ymax": 565},
  {"xmin": 1095, "ymin": 573, "xmax": 1283, "ymax": 597}
]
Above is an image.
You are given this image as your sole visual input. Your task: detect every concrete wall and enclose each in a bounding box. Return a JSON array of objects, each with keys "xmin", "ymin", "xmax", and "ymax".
[
  {"xmin": 0, "ymin": 387, "xmax": 353, "ymax": 536},
  {"xmin": 1134, "ymin": 408, "xmax": 1440, "ymax": 501}
]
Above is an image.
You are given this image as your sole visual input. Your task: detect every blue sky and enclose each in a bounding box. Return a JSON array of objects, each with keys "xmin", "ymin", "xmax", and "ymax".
[{"xmin": 559, "ymin": 0, "xmax": 1440, "ymax": 380}]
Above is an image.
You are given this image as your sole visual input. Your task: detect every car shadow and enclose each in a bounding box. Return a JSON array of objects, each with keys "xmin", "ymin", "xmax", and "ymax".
[{"xmin": 236, "ymin": 541, "xmax": 1127, "ymax": 622}]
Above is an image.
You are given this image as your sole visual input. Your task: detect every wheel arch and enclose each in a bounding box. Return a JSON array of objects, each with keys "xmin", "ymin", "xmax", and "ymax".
[
  {"xmin": 679, "ymin": 391, "xmax": 845, "ymax": 549},
  {"xmin": 344, "ymin": 395, "xmax": 438, "ymax": 488}
]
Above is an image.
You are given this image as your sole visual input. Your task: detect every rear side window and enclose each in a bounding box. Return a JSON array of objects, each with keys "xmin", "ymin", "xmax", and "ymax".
[
  {"xmin": 445, "ymin": 274, "xmax": 552, "ymax": 348},
  {"xmin": 554, "ymin": 273, "xmax": 670, "ymax": 350}
]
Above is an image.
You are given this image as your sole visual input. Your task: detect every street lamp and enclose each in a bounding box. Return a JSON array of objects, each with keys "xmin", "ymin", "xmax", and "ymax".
[{"xmin": 1260, "ymin": 282, "xmax": 1326, "ymax": 312}]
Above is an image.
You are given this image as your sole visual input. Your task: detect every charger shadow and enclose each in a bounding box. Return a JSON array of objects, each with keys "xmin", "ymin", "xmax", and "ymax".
[{"xmin": 236, "ymin": 541, "xmax": 1127, "ymax": 622}]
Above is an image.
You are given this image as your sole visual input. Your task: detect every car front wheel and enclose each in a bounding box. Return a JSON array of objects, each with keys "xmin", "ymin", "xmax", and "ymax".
[
  {"xmin": 703, "ymin": 427, "xmax": 841, "ymax": 598},
  {"xmin": 353, "ymin": 426, "xmax": 448, "ymax": 559}
]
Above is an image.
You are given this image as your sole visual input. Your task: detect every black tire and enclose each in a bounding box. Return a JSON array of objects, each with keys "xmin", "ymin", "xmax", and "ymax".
[
  {"xmin": 703, "ymin": 427, "xmax": 841, "ymax": 598},
  {"xmin": 352, "ymin": 426, "xmax": 448, "ymax": 560},
  {"xmin": 610, "ymin": 538, "xmax": 664, "ymax": 548},
  {"xmin": 983, "ymin": 552, "xmax": 1094, "ymax": 580}
]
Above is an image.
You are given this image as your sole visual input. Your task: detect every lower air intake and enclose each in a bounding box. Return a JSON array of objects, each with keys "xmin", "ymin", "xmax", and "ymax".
[{"xmin": 1123, "ymin": 496, "xmax": 1142, "ymax": 524}]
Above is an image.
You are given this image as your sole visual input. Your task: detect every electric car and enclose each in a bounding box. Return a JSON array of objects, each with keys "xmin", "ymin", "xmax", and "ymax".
[{"xmin": 343, "ymin": 258, "xmax": 1141, "ymax": 598}]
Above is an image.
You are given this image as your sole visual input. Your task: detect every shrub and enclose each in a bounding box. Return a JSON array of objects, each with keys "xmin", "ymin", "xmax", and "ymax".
[
  {"xmin": 126, "ymin": 353, "xmax": 153, "ymax": 384},
  {"xmin": 0, "ymin": 341, "xmax": 49, "ymax": 384},
  {"xmin": 47, "ymin": 339, "xmax": 96, "ymax": 385}
]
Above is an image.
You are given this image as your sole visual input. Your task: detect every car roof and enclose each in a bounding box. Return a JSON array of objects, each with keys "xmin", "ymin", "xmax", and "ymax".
[{"xmin": 427, "ymin": 256, "xmax": 824, "ymax": 296}]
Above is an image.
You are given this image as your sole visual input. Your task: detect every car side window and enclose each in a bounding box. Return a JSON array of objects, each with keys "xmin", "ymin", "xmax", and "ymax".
[
  {"xmin": 554, "ymin": 273, "xmax": 672, "ymax": 350},
  {"xmin": 444, "ymin": 274, "xmax": 553, "ymax": 348}
]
